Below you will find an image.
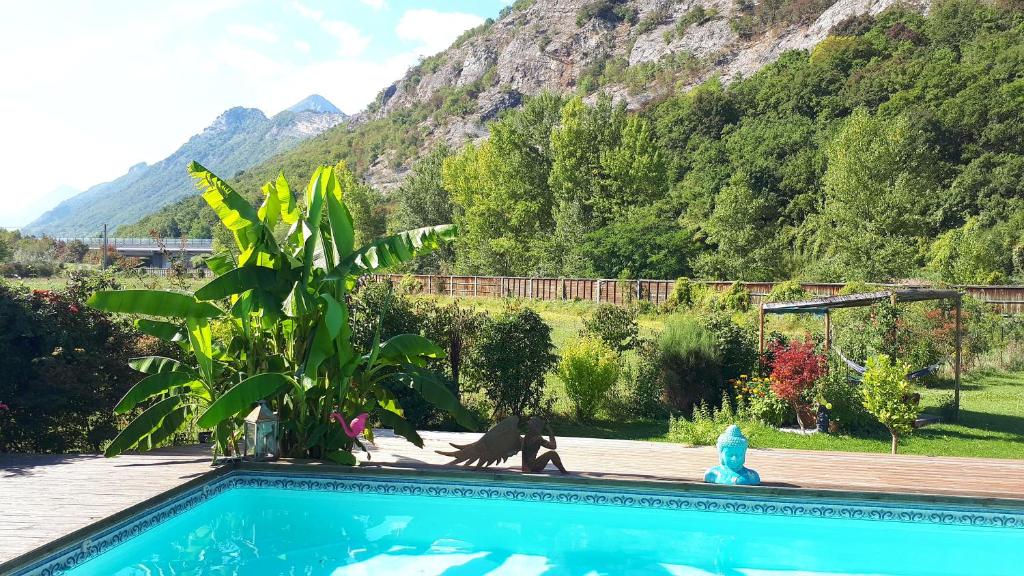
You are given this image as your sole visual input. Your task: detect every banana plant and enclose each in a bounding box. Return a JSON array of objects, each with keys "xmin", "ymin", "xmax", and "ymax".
[{"xmin": 90, "ymin": 161, "xmax": 474, "ymax": 463}]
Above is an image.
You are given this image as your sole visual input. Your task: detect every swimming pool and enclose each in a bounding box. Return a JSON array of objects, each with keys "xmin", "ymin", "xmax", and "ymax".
[{"xmin": 12, "ymin": 469, "xmax": 1024, "ymax": 575}]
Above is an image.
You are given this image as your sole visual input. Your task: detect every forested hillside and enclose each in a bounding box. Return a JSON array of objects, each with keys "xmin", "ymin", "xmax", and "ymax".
[{"xmin": 127, "ymin": 0, "xmax": 1024, "ymax": 284}]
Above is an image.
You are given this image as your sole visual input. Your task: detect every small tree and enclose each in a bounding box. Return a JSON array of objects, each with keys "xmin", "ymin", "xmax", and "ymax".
[
  {"xmin": 860, "ymin": 354, "xmax": 921, "ymax": 454},
  {"xmin": 769, "ymin": 337, "xmax": 825, "ymax": 431},
  {"xmin": 558, "ymin": 337, "xmax": 620, "ymax": 421}
]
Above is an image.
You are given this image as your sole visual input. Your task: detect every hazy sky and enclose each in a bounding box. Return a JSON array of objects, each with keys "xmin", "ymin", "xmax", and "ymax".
[{"xmin": 0, "ymin": 0, "xmax": 507, "ymax": 228}]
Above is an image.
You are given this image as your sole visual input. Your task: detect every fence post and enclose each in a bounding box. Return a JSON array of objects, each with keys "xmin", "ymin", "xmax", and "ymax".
[
  {"xmin": 450, "ymin": 275, "xmax": 455, "ymax": 297},
  {"xmin": 527, "ymin": 278, "xmax": 533, "ymax": 299},
  {"xmin": 473, "ymin": 276, "xmax": 478, "ymax": 297},
  {"xmin": 595, "ymin": 280, "xmax": 602, "ymax": 303},
  {"xmin": 427, "ymin": 275, "xmax": 432, "ymax": 293},
  {"xmin": 636, "ymin": 279, "xmax": 641, "ymax": 302}
]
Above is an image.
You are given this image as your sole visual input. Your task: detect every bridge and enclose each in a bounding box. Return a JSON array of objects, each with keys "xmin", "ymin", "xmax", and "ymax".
[{"xmin": 57, "ymin": 238, "xmax": 214, "ymax": 268}]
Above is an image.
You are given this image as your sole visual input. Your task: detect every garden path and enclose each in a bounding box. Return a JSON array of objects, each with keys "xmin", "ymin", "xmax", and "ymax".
[{"xmin": 3, "ymin": 434, "xmax": 1024, "ymax": 565}]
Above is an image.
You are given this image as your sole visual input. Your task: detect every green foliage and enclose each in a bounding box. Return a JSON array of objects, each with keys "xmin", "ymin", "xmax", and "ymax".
[
  {"xmin": 582, "ymin": 303, "xmax": 639, "ymax": 351},
  {"xmin": 393, "ymin": 146, "xmax": 455, "ymax": 272},
  {"xmin": 658, "ymin": 315, "xmax": 723, "ymax": 413},
  {"xmin": 577, "ymin": 0, "xmax": 638, "ymax": 27},
  {"xmin": 860, "ymin": 354, "xmax": 922, "ymax": 453},
  {"xmin": 0, "ymin": 278, "xmax": 177, "ymax": 453},
  {"xmin": 612, "ymin": 338, "xmax": 666, "ymax": 419},
  {"xmin": 766, "ymin": 280, "xmax": 809, "ymax": 302},
  {"xmin": 89, "ymin": 163, "xmax": 469, "ymax": 461},
  {"xmin": 557, "ymin": 337, "xmax": 620, "ymax": 421},
  {"xmin": 669, "ymin": 392, "xmax": 770, "ymax": 446},
  {"xmin": 465, "ymin": 306, "xmax": 558, "ymax": 418},
  {"xmin": 734, "ymin": 375, "xmax": 789, "ymax": 426}
]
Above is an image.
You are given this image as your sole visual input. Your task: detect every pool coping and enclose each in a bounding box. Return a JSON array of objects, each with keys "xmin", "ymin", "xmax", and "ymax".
[{"xmin": 5, "ymin": 461, "xmax": 1024, "ymax": 575}]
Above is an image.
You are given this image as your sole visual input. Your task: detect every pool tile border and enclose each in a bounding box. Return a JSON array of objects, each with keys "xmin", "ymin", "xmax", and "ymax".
[{"xmin": 12, "ymin": 468, "xmax": 1024, "ymax": 575}]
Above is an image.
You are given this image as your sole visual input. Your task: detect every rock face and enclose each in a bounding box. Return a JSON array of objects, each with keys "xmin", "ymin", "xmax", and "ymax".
[
  {"xmin": 25, "ymin": 96, "xmax": 347, "ymax": 237},
  {"xmin": 356, "ymin": 0, "xmax": 928, "ymax": 191}
]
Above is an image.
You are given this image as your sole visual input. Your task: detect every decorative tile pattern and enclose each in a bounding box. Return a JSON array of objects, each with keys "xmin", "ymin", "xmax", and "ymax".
[{"xmin": 17, "ymin": 470, "xmax": 1024, "ymax": 575}]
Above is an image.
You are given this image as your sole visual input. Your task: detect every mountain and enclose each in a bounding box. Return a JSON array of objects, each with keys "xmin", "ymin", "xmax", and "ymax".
[
  {"xmin": 288, "ymin": 94, "xmax": 343, "ymax": 115},
  {"xmin": 125, "ymin": 0, "xmax": 934, "ymax": 239},
  {"xmin": 23, "ymin": 96, "xmax": 347, "ymax": 237}
]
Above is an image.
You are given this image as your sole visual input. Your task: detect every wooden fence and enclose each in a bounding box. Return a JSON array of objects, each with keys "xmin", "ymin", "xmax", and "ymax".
[{"xmin": 368, "ymin": 274, "xmax": 1024, "ymax": 314}]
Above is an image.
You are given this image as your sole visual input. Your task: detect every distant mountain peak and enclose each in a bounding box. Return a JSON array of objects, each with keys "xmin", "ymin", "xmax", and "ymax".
[{"xmin": 286, "ymin": 94, "xmax": 343, "ymax": 115}]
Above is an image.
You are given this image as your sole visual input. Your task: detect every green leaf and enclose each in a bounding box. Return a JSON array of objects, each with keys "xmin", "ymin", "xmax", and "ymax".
[
  {"xmin": 129, "ymin": 356, "xmax": 185, "ymax": 374},
  {"xmin": 398, "ymin": 365, "xmax": 478, "ymax": 431},
  {"xmin": 134, "ymin": 319, "xmax": 186, "ymax": 342},
  {"xmin": 140, "ymin": 406, "xmax": 189, "ymax": 451},
  {"xmin": 187, "ymin": 318, "xmax": 214, "ymax": 386},
  {"xmin": 115, "ymin": 371, "xmax": 196, "ymax": 414},
  {"xmin": 377, "ymin": 408, "xmax": 423, "ymax": 448},
  {"xmin": 325, "ymin": 183, "xmax": 355, "ymax": 261},
  {"xmin": 324, "ymin": 450, "xmax": 357, "ymax": 465},
  {"xmin": 301, "ymin": 167, "xmax": 331, "ymax": 284},
  {"xmin": 376, "ymin": 334, "xmax": 446, "ymax": 365},
  {"xmin": 88, "ymin": 290, "xmax": 222, "ymax": 319},
  {"xmin": 189, "ymin": 161, "xmax": 260, "ymax": 249},
  {"xmin": 204, "ymin": 253, "xmax": 236, "ymax": 276},
  {"xmin": 104, "ymin": 395, "xmax": 189, "ymax": 457},
  {"xmin": 196, "ymin": 373, "xmax": 293, "ymax": 428},
  {"xmin": 195, "ymin": 266, "xmax": 281, "ymax": 301},
  {"xmin": 327, "ymin": 225, "xmax": 457, "ymax": 282}
]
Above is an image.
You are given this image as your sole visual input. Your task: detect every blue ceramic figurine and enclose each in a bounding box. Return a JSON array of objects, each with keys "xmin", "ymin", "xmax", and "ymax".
[{"xmin": 704, "ymin": 425, "xmax": 761, "ymax": 486}]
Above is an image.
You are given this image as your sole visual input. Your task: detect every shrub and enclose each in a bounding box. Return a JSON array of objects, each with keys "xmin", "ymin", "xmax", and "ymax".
[
  {"xmin": 613, "ymin": 338, "xmax": 666, "ymax": 420},
  {"xmin": 701, "ymin": 311, "xmax": 758, "ymax": 382},
  {"xmin": 666, "ymin": 277, "xmax": 695, "ymax": 310},
  {"xmin": 766, "ymin": 280, "xmax": 809, "ymax": 303},
  {"xmin": 769, "ymin": 336, "xmax": 826, "ymax": 430},
  {"xmin": 350, "ymin": 281, "xmax": 421, "ymax": 353},
  {"xmin": 659, "ymin": 315, "xmax": 723, "ymax": 413},
  {"xmin": 558, "ymin": 337, "xmax": 620, "ymax": 421},
  {"xmin": 734, "ymin": 375, "xmax": 788, "ymax": 427},
  {"xmin": 812, "ymin": 365, "xmax": 876, "ymax": 432},
  {"xmin": 719, "ymin": 281, "xmax": 752, "ymax": 312},
  {"xmin": 860, "ymin": 354, "xmax": 922, "ymax": 454},
  {"xmin": 583, "ymin": 304, "xmax": 639, "ymax": 351},
  {"xmin": 0, "ymin": 280, "xmax": 175, "ymax": 453},
  {"xmin": 668, "ymin": 391, "xmax": 769, "ymax": 446},
  {"xmin": 577, "ymin": 0, "xmax": 638, "ymax": 26},
  {"xmin": 466, "ymin": 306, "xmax": 557, "ymax": 419}
]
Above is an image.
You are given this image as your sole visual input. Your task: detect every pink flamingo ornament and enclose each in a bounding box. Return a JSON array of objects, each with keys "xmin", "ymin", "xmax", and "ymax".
[{"xmin": 331, "ymin": 412, "xmax": 369, "ymax": 439}]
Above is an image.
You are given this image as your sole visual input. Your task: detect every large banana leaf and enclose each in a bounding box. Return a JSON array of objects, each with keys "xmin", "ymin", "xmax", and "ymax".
[
  {"xmin": 189, "ymin": 161, "xmax": 260, "ymax": 249},
  {"xmin": 195, "ymin": 266, "xmax": 282, "ymax": 301},
  {"xmin": 396, "ymin": 365, "xmax": 478, "ymax": 431},
  {"xmin": 325, "ymin": 183, "xmax": 355, "ymax": 261},
  {"xmin": 377, "ymin": 408, "xmax": 423, "ymax": 448},
  {"xmin": 327, "ymin": 225, "xmax": 456, "ymax": 282},
  {"xmin": 88, "ymin": 290, "xmax": 222, "ymax": 319},
  {"xmin": 187, "ymin": 318, "xmax": 214, "ymax": 386},
  {"xmin": 138, "ymin": 406, "xmax": 190, "ymax": 452},
  {"xmin": 129, "ymin": 356, "xmax": 185, "ymax": 374},
  {"xmin": 135, "ymin": 319, "xmax": 186, "ymax": 342},
  {"xmin": 196, "ymin": 373, "xmax": 293, "ymax": 428},
  {"xmin": 115, "ymin": 371, "xmax": 196, "ymax": 414},
  {"xmin": 104, "ymin": 395, "xmax": 190, "ymax": 457},
  {"xmin": 374, "ymin": 334, "xmax": 446, "ymax": 366}
]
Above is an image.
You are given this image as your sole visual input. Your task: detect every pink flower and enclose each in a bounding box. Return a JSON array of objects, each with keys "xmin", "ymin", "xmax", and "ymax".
[
  {"xmin": 330, "ymin": 411, "xmax": 369, "ymax": 439},
  {"xmin": 0, "ymin": 402, "xmax": 9, "ymax": 411},
  {"xmin": 68, "ymin": 305, "xmax": 79, "ymax": 314}
]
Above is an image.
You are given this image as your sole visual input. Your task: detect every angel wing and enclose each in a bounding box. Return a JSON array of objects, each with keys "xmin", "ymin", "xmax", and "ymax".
[{"xmin": 436, "ymin": 415, "xmax": 522, "ymax": 469}]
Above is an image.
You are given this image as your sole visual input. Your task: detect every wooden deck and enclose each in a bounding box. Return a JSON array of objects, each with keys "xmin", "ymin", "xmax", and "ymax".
[{"xmin": 3, "ymin": 433, "xmax": 1024, "ymax": 566}]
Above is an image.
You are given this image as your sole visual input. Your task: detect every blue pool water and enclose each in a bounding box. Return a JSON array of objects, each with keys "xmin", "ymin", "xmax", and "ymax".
[{"xmin": 55, "ymin": 475, "xmax": 1022, "ymax": 575}]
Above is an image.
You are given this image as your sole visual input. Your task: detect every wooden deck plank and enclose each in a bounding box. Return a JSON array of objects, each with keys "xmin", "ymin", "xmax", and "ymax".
[{"xmin": 3, "ymin": 434, "xmax": 1024, "ymax": 565}]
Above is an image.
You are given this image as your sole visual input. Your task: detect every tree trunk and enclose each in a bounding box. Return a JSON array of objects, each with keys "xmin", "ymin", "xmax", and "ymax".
[
  {"xmin": 793, "ymin": 401, "xmax": 805, "ymax": 432},
  {"xmin": 890, "ymin": 430, "xmax": 899, "ymax": 454}
]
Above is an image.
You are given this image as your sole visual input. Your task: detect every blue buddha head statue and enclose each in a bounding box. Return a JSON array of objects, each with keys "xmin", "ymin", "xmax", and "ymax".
[{"xmin": 716, "ymin": 425, "xmax": 749, "ymax": 471}]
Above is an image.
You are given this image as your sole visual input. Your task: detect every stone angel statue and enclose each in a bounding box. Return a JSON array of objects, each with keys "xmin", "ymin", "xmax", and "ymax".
[{"xmin": 437, "ymin": 416, "xmax": 567, "ymax": 473}]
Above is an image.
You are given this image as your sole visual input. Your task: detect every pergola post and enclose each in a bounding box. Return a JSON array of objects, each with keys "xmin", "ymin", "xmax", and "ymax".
[
  {"xmin": 758, "ymin": 305, "xmax": 766, "ymax": 355},
  {"xmin": 954, "ymin": 294, "xmax": 962, "ymax": 422},
  {"xmin": 824, "ymin": 310, "xmax": 831, "ymax": 354}
]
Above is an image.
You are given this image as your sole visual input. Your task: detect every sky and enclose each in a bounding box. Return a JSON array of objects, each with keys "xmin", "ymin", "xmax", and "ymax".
[{"xmin": 0, "ymin": 0, "xmax": 509, "ymax": 229}]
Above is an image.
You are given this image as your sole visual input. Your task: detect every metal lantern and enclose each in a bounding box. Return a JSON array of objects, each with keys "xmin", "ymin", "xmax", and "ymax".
[{"xmin": 243, "ymin": 401, "xmax": 279, "ymax": 461}]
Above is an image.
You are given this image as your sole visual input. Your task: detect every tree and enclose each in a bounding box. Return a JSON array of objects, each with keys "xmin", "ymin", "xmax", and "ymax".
[
  {"xmin": 393, "ymin": 146, "xmax": 456, "ymax": 273},
  {"xmin": 769, "ymin": 337, "xmax": 825, "ymax": 431},
  {"xmin": 860, "ymin": 354, "xmax": 921, "ymax": 454},
  {"xmin": 557, "ymin": 337, "xmax": 619, "ymax": 421},
  {"xmin": 693, "ymin": 177, "xmax": 786, "ymax": 280},
  {"xmin": 810, "ymin": 109, "xmax": 939, "ymax": 281}
]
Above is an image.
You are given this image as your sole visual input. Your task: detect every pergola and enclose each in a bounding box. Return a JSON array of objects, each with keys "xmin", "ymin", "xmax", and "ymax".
[{"xmin": 758, "ymin": 289, "xmax": 963, "ymax": 420}]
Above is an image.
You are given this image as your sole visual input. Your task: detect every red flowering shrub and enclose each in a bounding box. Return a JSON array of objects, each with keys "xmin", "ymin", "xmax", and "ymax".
[{"xmin": 769, "ymin": 337, "xmax": 826, "ymax": 414}]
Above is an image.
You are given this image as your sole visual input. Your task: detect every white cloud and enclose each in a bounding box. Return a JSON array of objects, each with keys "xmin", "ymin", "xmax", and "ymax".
[
  {"xmin": 227, "ymin": 24, "xmax": 279, "ymax": 44},
  {"xmin": 320, "ymin": 19, "xmax": 371, "ymax": 58},
  {"xmin": 294, "ymin": 40, "xmax": 311, "ymax": 53},
  {"xmin": 358, "ymin": 0, "xmax": 388, "ymax": 9},
  {"xmin": 395, "ymin": 9, "xmax": 484, "ymax": 55},
  {"xmin": 291, "ymin": 1, "xmax": 370, "ymax": 58}
]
